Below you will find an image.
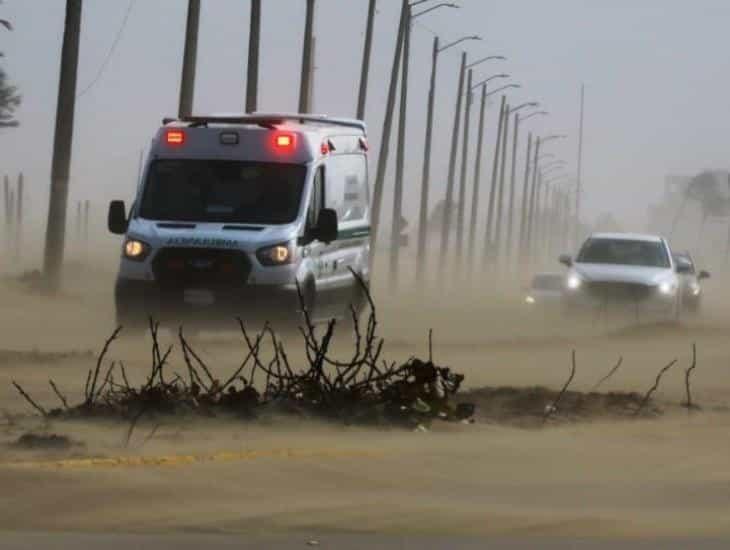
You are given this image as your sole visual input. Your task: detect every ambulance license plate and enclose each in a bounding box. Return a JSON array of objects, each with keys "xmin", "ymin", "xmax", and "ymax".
[{"xmin": 184, "ymin": 289, "xmax": 216, "ymax": 306}]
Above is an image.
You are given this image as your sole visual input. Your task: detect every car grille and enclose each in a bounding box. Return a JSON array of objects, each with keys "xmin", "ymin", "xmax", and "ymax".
[
  {"xmin": 152, "ymin": 248, "xmax": 251, "ymax": 287},
  {"xmin": 584, "ymin": 281, "xmax": 651, "ymax": 302}
]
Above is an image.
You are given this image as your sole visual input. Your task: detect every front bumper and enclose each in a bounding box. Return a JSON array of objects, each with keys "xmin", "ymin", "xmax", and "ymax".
[
  {"xmin": 115, "ymin": 278, "xmax": 301, "ymax": 327},
  {"xmin": 562, "ymin": 284, "xmax": 677, "ymax": 315}
]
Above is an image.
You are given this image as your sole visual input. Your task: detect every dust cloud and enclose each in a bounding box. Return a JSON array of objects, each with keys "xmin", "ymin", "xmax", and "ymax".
[{"xmin": 2, "ymin": 238, "xmax": 730, "ymax": 540}]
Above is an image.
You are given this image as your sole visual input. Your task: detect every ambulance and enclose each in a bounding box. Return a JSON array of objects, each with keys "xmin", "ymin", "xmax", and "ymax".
[{"xmin": 107, "ymin": 113, "xmax": 371, "ymax": 328}]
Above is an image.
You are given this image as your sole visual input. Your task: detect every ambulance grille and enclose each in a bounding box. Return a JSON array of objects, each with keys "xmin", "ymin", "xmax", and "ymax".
[{"xmin": 152, "ymin": 248, "xmax": 251, "ymax": 287}]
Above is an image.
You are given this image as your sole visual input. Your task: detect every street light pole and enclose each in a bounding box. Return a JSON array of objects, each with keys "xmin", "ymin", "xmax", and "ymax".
[
  {"xmin": 438, "ymin": 51, "xmax": 467, "ymax": 277},
  {"xmin": 298, "ymin": 0, "xmax": 316, "ymax": 113},
  {"xmin": 482, "ymin": 95, "xmax": 506, "ymax": 268},
  {"xmin": 453, "ymin": 55, "xmax": 504, "ymax": 275},
  {"xmin": 416, "ymin": 35, "xmax": 439, "ymax": 284},
  {"xmin": 416, "ymin": 33, "xmax": 480, "ymax": 284},
  {"xmin": 370, "ymin": 0, "xmax": 408, "ymax": 247},
  {"xmin": 494, "ymin": 102, "xmax": 510, "ymax": 270},
  {"xmin": 455, "ymin": 68, "xmax": 473, "ymax": 270},
  {"xmin": 178, "ymin": 0, "xmax": 200, "ymax": 118},
  {"xmin": 504, "ymin": 101, "xmax": 539, "ymax": 269},
  {"xmin": 389, "ymin": 3, "xmax": 412, "ymax": 289},
  {"xmin": 575, "ymin": 83, "xmax": 585, "ymax": 247},
  {"xmin": 517, "ymin": 132, "xmax": 532, "ymax": 267},
  {"xmin": 356, "ymin": 0, "xmax": 377, "ymax": 120},
  {"xmin": 245, "ymin": 0, "xmax": 261, "ymax": 113},
  {"xmin": 506, "ymin": 111, "xmax": 520, "ymax": 267},
  {"xmin": 467, "ymin": 83, "xmax": 487, "ymax": 274},
  {"xmin": 524, "ymin": 136, "xmax": 541, "ymax": 271}
]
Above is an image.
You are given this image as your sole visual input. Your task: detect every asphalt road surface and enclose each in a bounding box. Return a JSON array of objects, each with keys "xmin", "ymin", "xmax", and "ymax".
[{"xmin": 1, "ymin": 533, "xmax": 730, "ymax": 549}]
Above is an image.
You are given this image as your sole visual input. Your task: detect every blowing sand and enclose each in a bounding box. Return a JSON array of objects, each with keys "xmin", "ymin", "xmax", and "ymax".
[{"xmin": 2, "ymin": 257, "xmax": 730, "ymax": 540}]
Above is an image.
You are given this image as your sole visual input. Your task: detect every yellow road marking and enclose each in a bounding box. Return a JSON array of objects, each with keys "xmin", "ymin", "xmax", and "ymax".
[{"xmin": 2, "ymin": 448, "xmax": 383, "ymax": 470}]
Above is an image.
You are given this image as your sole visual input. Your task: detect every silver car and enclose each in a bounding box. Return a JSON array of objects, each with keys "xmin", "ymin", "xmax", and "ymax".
[
  {"xmin": 524, "ymin": 273, "xmax": 564, "ymax": 308},
  {"xmin": 559, "ymin": 232, "xmax": 682, "ymax": 320}
]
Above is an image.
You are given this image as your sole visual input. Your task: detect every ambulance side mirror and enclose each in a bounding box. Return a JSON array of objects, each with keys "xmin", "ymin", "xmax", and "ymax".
[
  {"xmin": 314, "ymin": 208, "xmax": 338, "ymax": 244},
  {"xmin": 108, "ymin": 200, "xmax": 128, "ymax": 235}
]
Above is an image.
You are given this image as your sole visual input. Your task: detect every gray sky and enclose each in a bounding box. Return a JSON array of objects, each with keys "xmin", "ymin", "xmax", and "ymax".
[{"xmin": 1, "ymin": 0, "xmax": 729, "ymax": 237}]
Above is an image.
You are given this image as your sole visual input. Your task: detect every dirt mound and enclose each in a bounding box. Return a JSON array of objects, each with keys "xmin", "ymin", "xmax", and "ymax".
[{"xmin": 461, "ymin": 386, "xmax": 652, "ymax": 428}]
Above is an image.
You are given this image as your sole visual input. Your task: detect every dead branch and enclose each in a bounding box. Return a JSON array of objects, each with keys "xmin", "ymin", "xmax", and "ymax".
[
  {"xmin": 49, "ymin": 380, "xmax": 70, "ymax": 410},
  {"xmin": 543, "ymin": 350, "xmax": 577, "ymax": 423},
  {"xmin": 591, "ymin": 356, "xmax": 623, "ymax": 392},
  {"xmin": 635, "ymin": 358, "xmax": 678, "ymax": 415},
  {"xmin": 12, "ymin": 381, "xmax": 48, "ymax": 416},
  {"xmin": 682, "ymin": 343, "xmax": 699, "ymax": 410},
  {"xmin": 86, "ymin": 326, "xmax": 122, "ymax": 404},
  {"xmin": 429, "ymin": 329, "xmax": 434, "ymax": 363}
]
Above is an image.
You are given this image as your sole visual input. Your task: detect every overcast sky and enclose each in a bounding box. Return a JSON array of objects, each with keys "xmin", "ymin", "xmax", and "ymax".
[{"xmin": 1, "ymin": 0, "xmax": 729, "ymax": 237}]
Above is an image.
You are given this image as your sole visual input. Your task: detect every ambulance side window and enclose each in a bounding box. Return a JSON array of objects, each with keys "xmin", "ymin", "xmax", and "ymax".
[
  {"xmin": 325, "ymin": 154, "xmax": 368, "ymax": 223},
  {"xmin": 307, "ymin": 167, "xmax": 325, "ymax": 229}
]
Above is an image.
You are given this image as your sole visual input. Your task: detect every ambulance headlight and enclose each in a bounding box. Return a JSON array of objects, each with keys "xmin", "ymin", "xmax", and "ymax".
[
  {"xmin": 123, "ymin": 239, "xmax": 151, "ymax": 261},
  {"xmin": 257, "ymin": 242, "xmax": 295, "ymax": 266}
]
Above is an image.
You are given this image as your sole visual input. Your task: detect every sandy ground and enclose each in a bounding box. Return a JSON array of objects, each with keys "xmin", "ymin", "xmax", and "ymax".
[{"xmin": 2, "ymin": 253, "xmax": 730, "ymax": 542}]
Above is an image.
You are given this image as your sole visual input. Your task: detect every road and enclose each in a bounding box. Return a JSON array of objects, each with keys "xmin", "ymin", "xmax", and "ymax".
[{"xmin": 1, "ymin": 533, "xmax": 729, "ymax": 549}]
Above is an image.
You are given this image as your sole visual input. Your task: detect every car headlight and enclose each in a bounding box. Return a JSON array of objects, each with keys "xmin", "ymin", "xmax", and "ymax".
[
  {"xmin": 566, "ymin": 274, "xmax": 582, "ymax": 290},
  {"xmin": 658, "ymin": 281, "xmax": 676, "ymax": 295},
  {"xmin": 123, "ymin": 238, "xmax": 151, "ymax": 261},
  {"xmin": 525, "ymin": 295, "xmax": 535, "ymax": 304},
  {"xmin": 256, "ymin": 242, "xmax": 296, "ymax": 266}
]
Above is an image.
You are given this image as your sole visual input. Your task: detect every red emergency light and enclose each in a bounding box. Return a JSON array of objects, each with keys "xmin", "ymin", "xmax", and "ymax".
[
  {"xmin": 273, "ymin": 132, "xmax": 296, "ymax": 151},
  {"xmin": 165, "ymin": 129, "xmax": 186, "ymax": 147}
]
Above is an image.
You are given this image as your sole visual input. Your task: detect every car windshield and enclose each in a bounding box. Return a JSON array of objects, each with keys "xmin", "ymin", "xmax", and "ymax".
[
  {"xmin": 139, "ymin": 159, "xmax": 306, "ymax": 224},
  {"xmin": 577, "ymin": 238, "xmax": 670, "ymax": 268},
  {"xmin": 532, "ymin": 274, "xmax": 563, "ymax": 290}
]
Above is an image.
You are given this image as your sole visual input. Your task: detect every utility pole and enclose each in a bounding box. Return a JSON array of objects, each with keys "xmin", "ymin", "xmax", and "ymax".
[
  {"xmin": 575, "ymin": 83, "xmax": 585, "ymax": 246},
  {"xmin": 454, "ymin": 69, "xmax": 473, "ymax": 271},
  {"xmin": 389, "ymin": 4, "xmax": 411, "ymax": 289},
  {"xmin": 84, "ymin": 199, "xmax": 90, "ymax": 252},
  {"xmin": 416, "ymin": 35, "xmax": 439, "ymax": 283},
  {"xmin": 370, "ymin": 0, "xmax": 407, "ymax": 247},
  {"xmin": 75, "ymin": 201, "xmax": 82, "ymax": 243},
  {"xmin": 43, "ymin": 0, "xmax": 83, "ymax": 291},
  {"xmin": 298, "ymin": 0, "xmax": 315, "ymax": 113},
  {"xmin": 482, "ymin": 96, "xmax": 506, "ymax": 268},
  {"xmin": 438, "ymin": 51, "xmax": 467, "ymax": 276},
  {"xmin": 178, "ymin": 0, "xmax": 200, "ymax": 118},
  {"xmin": 14, "ymin": 172, "xmax": 23, "ymax": 261},
  {"xmin": 357, "ymin": 0, "xmax": 377, "ymax": 120},
  {"xmin": 517, "ymin": 132, "xmax": 532, "ymax": 266},
  {"xmin": 3, "ymin": 175, "xmax": 9, "ymax": 252},
  {"xmin": 245, "ymin": 0, "xmax": 261, "ymax": 113},
  {"xmin": 505, "ymin": 112, "xmax": 519, "ymax": 268},
  {"xmin": 467, "ymin": 84, "xmax": 487, "ymax": 272},
  {"xmin": 493, "ymin": 102, "xmax": 510, "ymax": 270},
  {"xmin": 309, "ymin": 36, "xmax": 317, "ymax": 112},
  {"xmin": 525, "ymin": 137, "xmax": 541, "ymax": 271}
]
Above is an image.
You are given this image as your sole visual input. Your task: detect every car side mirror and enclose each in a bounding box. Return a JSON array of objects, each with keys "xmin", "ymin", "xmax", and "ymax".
[
  {"xmin": 698, "ymin": 270, "xmax": 710, "ymax": 280},
  {"xmin": 108, "ymin": 200, "xmax": 128, "ymax": 235},
  {"xmin": 314, "ymin": 208, "xmax": 338, "ymax": 244},
  {"xmin": 675, "ymin": 263, "xmax": 691, "ymax": 275},
  {"xmin": 558, "ymin": 254, "xmax": 572, "ymax": 267}
]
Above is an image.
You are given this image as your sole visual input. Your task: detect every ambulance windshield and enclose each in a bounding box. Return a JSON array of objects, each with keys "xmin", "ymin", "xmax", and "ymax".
[{"xmin": 139, "ymin": 159, "xmax": 306, "ymax": 224}]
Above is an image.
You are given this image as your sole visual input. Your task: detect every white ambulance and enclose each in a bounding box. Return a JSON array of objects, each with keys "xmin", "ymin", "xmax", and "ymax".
[{"xmin": 107, "ymin": 113, "xmax": 371, "ymax": 328}]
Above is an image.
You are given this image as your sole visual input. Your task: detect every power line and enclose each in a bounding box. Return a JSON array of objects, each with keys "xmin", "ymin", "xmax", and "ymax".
[{"xmin": 77, "ymin": 0, "xmax": 136, "ymax": 99}]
